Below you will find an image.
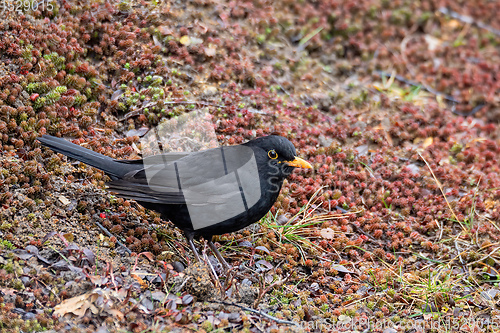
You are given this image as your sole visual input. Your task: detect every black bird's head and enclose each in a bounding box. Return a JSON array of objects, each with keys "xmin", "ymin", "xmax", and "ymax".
[{"xmin": 245, "ymin": 135, "xmax": 312, "ymax": 178}]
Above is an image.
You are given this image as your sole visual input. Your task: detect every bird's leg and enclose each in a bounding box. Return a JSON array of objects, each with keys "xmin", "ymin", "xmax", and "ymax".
[
  {"xmin": 186, "ymin": 236, "xmax": 201, "ymax": 263},
  {"xmin": 207, "ymin": 239, "xmax": 231, "ymax": 272}
]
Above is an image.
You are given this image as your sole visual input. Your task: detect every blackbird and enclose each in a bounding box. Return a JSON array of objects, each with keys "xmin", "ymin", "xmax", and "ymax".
[{"xmin": 38, "ymin": 134, "xmax": 312, "ymax": 268}]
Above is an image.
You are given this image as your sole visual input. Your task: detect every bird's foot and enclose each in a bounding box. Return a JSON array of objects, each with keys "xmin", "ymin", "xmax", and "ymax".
[{"xmin": 208, "ymin": 240, "xmax": 231, "ymax": 272}]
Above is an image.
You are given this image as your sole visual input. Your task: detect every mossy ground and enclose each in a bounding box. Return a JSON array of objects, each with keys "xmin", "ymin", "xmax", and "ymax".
[{"xmin": 0, "ymin": 0, "xmax": 499, "ymax": 332}]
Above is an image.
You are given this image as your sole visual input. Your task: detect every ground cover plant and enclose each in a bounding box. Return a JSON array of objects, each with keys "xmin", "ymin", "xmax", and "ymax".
[{"xmin": 0, "ymin": 0, "xmax": 499, "ymax": 332}]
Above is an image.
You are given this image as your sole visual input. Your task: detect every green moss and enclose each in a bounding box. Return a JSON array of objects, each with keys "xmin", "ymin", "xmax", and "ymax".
[
  {"xmin": 0, "ymin": 222, "xmax": 12, "ymax": 230},
  {"xmin": 201, "ymin": 320, "xmax": 213, "ymax": 331},
  {"xmin": 0, "ymin": 239, "xmax": 14, "ymax": 250},
  {"xmin": 12, "ymin": 278, "xmax": 24, "ymax": 290}
]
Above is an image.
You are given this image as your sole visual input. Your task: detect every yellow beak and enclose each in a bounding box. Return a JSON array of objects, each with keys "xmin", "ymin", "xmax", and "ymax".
[{"xmin": 285, "ymin": 157, "xmax": 312, "ymax": 169}]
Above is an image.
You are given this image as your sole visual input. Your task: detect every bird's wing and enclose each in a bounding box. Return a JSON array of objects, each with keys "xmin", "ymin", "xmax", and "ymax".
[
  {"xmin": 118, "ymin": 152, "xmax": 190, "ymax": 165},
  {"xmin": 107, "ymin": 145, "xmax": 262, "ymax": 207},
  {"xmin": 108, "ymin": 144, "xmax": 269, "ymax": 230}
]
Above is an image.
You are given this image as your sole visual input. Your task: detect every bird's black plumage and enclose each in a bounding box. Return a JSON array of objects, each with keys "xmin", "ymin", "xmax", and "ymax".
[{"xmin": 38, "ymin": 134, "xmax": 312, "ymax": 267}]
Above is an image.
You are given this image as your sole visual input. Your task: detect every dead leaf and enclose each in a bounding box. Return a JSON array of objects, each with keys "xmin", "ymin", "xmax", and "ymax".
[
  {"xmin": 58, "ymin": 195, "xmax": 70, "ymax": 206},
  {"xmin": 320, "ymin": 228, "xmax": 335, "ymax": 239},
  {"xmin": 54, "ymin": 288, "xmax": 126, "ymax": 320},
  {"xmin": 484, "ymin": 200, "xmax": 497, "ymax": 210},
  {"xmin": 54, "ymin": 292, "xmax": 92, "ymax": 317},
  {"xmin": 89, "ymin": 275, "xmax": 108, "ymax": 286},
  {"xmin": 106, "ymin": 308, "xmax": 124, "ymax": 321},
  {"xmin": 422, "ymin": 137, "xmax": 433, "ymax": 148},
  {"xmin": 436, "ymin": 94, "xmax": 447, "ymax": 108},
  {"xmin": 330, "ymin": 264, "xmax": 354, "ymax": 275},
  {"xmin": 338, "ymin": 314, "xmax": 350, "ymax": 323},
  {"xmin": 89, "ymin": 304, "xmax": 99, "ymax": 314},
  {"xmin": 141, "ymin": 252, "xmax": 154, "ymax": 261},
  {"xmin": 239, "ymin": 240, "xmax": 252, "ymax": 247},
  {"xmin": 179, "ymin": 36, "xmax": 190, "ymax": 45},
  {"xmin": 445, "ymin": 19, "xmax": 461, "ymax": 29},
  {"xmin": 182, "ymin": 294, "xmax": 194, "ymax": 305},
  {"xmin": 205, "ymin": 44, "xmax": 216, "ymax": 57},
  {"xmin": 158, "ymin": 26, "xmax": 173, "ymax": 35},
  {"xmin": 190, "ymin": 37, "xmax": 203, "ymax": 45},
  {"xmin": 63, "ymin": 233, "xmax": 74, "ymax": 242},
  {"xmin": 255, "ymin": 260, "xmax": 273, "ymax": 270},
  {"xmin": 424, "ymin": 35, "xmax": 442, "ymax": 51},
  {"xmin": 403, "ymin": 272, "xmax": 419, "ymax": 283},
  {"xmin": 131, "ymin": 273, "xmax": 148, "ymax": 288},
  {"xmin": 465, "ymin": 137, "xmax": 486, "ymax": 148},
  {"xmin": 255, "ymin": 246, "xmax": 270, "ymax": 254}
]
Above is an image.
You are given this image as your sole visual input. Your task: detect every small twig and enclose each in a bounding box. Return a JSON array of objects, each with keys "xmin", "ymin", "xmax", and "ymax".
[
  {"xmin": 174, "ymin": 239, "xmax": 192, "ymax": 266},
  {"xmin": 418, "ymin": 152, "xmax": 462, "ymax": 228},
  {"xmin": 439, "ymin": 7, "xmax": 500, "ymax": 37},
  {"xmin": 156, "ymin": 261, "xmax": 172, "ymax": 292},
  {"xmin": 435, "ymin": 219, "xmax": 443, "ymax": 241},
  {"xmin": 211, "ymin": 301, "xmax": 300, "ymax": 326},
  {"xmin": 107, "ymin": 262, "xmax": 119, "ymax": 292},
  {"xmin": 254, "ymin": 273, "xmax": 291, "ymax": 308},
  {"xmin": 30, "ymin": 276, "xmax": 59, "ymax": 298},
  {"xmin": 454, "ymin": 240, "xmax": 465, "ymax": 265},
  {"xmin": 450, "ymin": 103, "xmax": 487, "ymax": 117},
  {"xmin": 270, "ymin": 74, "xmax": 291, "ymax": 97},
  {"xmin": 485, "ymin": 217, "xmax": 500, "ymax": 233},
  {"xmin": 201, "ymin": 244, "xmax": 223, "ymax": 294},
  {"xmin": 94, "ymin": 220, "xmax": 132, "ymax": 254},
  {"xmin": 57, "ymin": 233, "xmax": 69, "ymax": 247},
  {"xmin": 163, "ymin": 100, "xmax": 226, "ymax": 107},
  {"xmin": 48, "ymin": 245, "xmax": 71, "ymax": 265},
  {"xmin": 132, "ymin": 252, "xmax": 154, "ymax": 272},
  {"xmin": 248, "ymin": 316, "xmax": 265, "ymax": 333},
  {"xmin": 177, "ymin": 275, "xmax": 191, "ymax": 291},
  {"xmin": 375, "ymin": 70, "xmax": 460, "ymax": 103},
  {"xmin": 466, "ymin": 245, "xmax": 500, "ymax": 267},
  {"xmin": 120, "ymin": 109, "xmax": 142, "ymax": 121}
]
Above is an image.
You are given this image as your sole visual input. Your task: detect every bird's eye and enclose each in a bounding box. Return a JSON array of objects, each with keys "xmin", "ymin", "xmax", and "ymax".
[{"xmin": 268, "ymin": 150, "xmax": 278, "ymax": 159}]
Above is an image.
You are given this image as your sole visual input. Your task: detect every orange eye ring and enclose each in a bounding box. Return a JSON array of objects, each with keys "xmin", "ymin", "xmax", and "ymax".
[{"xmin": 268, "ymin": 150, "xmax": 278, "ymax": 159}]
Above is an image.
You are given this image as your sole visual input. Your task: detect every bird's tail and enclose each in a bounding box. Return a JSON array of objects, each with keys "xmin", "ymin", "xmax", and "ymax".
[{"xmin": 38, "ymin": 135, "xmax": 132, "ymax": 179}]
